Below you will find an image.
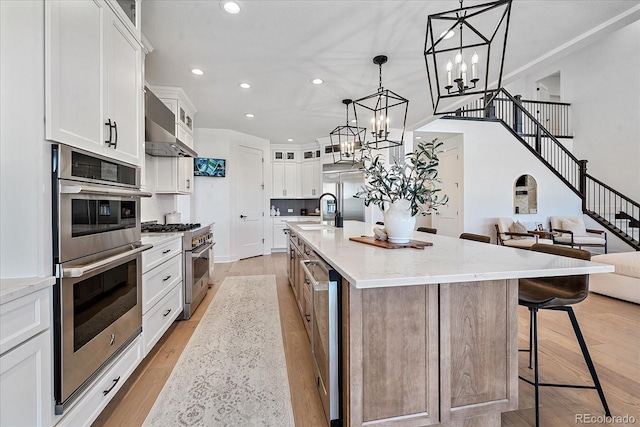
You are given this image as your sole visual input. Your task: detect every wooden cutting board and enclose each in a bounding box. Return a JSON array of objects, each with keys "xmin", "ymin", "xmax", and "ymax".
[{"xmin": 349, "ymin": 235, "xmax": 433, "ymax": 249}]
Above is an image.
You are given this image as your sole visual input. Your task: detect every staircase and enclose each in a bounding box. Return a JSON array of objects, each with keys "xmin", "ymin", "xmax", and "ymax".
[{"xmin": 449, "ymin": 88, "xmax": 640, "ymax": 250}]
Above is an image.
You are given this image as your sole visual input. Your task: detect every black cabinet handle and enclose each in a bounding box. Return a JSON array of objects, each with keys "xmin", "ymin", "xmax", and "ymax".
[
  {"xmin": 305, "ymin": 314, "xmax": 311, "ymax": 322},
  {"xmin": 105, "ymin": 119, "xmax": 113, "ymax": 146},
  {"xmin": 113, "ymin": 121, "xmax": 118, "ymax": 148},
  {"xmin": 163, "ymin": 309, "xmax": 172, "ymax": 317},
  {"xmin": 103, "ymin": 376, "xmax": 121, "ymax": 396},
  {"xmin": 240, "ymin": 215, "xmax": 247, "ymax": 219},
  {"xmin": 162, "ymin": 249, "xmax": 171, "ymax": 254},
  {"xmin": 163, "ymin": 275, "xmax": 171, "ymax": 282}
]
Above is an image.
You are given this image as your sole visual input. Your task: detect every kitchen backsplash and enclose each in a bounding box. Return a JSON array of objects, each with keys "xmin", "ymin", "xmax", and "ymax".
[{"xmin": 270, "ymin": 198, "xmax": 321, "ymax": 216}]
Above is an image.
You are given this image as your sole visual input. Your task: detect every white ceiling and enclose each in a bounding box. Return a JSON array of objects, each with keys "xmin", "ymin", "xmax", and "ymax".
[{"xmin": 142, "ymin": 1, "xmax": 640, "ymax": 146}]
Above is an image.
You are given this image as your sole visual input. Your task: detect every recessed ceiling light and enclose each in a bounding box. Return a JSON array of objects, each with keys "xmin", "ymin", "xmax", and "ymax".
[
  {"xmin": 351, "ymin": 119, "xmax": 357, "ymax": 123},
  {"xmin": 191, "ymin": 68, "xmax": 204, "ymax": 75},
  {"xmin": 287, "ymin": 138, "xmax": 293, "ymax": 142},
  {"xmin": 415, "ymin": 136, "xmax": 422, "ymax": 139},
  {"xmin": 222, "ymin": 1, "xmax": 241, "ymax": 14},
  {"xmin": 311, "ymin": 78, "xmax": 324, "ymax": 85},
  {"xmin": 239, "ymin": 82, "xmax": 251, "ymax": 89},
  {"xmin": 245, "ymin": 113, "xmax": 254, "ymax": 118},
  {"xmin": 440, "ymin": 30, "xmax": 455, "ymax": 40}
]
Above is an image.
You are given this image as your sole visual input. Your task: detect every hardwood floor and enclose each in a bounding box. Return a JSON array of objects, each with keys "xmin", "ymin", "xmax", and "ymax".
[{"xmin": 93, "ymin": 254, "xmax": 639, "ymax": 427}]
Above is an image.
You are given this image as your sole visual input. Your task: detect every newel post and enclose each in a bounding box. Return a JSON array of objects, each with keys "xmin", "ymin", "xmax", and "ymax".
[{"xmin": 579, "ymin": 159, "xmax": 588, "ymax": 212}]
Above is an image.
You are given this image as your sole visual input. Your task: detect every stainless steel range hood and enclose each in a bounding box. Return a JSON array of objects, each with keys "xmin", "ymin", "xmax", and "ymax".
[{"xmin": 145, "ymin": 87, "xmax": 198, "ymax": 157}]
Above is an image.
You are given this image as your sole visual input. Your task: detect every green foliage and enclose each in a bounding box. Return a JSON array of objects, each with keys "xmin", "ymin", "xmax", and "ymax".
[{"xmin": 354, "ymin": 139, "xmax": 449, "ymax": 216}]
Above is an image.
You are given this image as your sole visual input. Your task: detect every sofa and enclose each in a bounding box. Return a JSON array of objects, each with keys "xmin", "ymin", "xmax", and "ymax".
[{"xmin": 589, "ymin": 252, "xmax": 640, "ymax": 304}]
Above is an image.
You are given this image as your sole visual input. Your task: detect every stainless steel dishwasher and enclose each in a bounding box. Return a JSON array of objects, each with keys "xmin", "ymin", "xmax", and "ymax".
[{"xmin": 301, "ymin": 256, "xmax": 342, "ymax": 426}]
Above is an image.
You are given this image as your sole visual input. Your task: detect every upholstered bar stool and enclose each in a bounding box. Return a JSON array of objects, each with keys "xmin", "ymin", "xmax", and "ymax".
[
  {"xmin": 459, "ymin": 232, "xmax": 491, "ymax": 243},
  {"xmin": 518, "ymin": 244, "xmax": 610, "ymax": 427}
]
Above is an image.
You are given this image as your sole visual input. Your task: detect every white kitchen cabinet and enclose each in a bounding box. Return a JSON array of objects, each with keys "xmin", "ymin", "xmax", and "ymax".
[
  {"xmin": 155, "ymin": 157, "xmax": 194, "ymax": 194},
  {"xmin": 272, "ymin": 218, "xmax": 289, "ymax": 250},
  {"xmin": 0, "ymin": 286, "xmax": 52, "ymax": 427},
  {"xmin": 54, "ymin": 336, "xmax": 143, "ymax": 427},
  {"xmin": 273, "ymin": 162, "xmax": 299, "ymax": 198},
  {"xmin": 272, "ymin": 149, "xmax": 297, "ymax": 162},
  {"xmin": 106, "ymin": 0, "xmax": 140, "ymax": 39},
  {"xmin": 300, "ymin": 159, "xmax": 322, "ymax": 197},
  {"xmin": 141, "ymin": 236, "xmax": 183, "ymax": 357},
  {"xmin": 46, "ymin": 0, "xmax": 143, "ymax": 166},
  {"xmin": 0, "ymin": 330, "xmax": 52, "ymax": 427},
  {"xmin": 148, "ymin": 85, "xmax": 197, "ymax": 148}
]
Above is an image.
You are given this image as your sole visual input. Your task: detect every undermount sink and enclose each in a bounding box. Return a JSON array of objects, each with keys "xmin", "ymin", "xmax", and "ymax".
[{"xmin": 297, "ymin": 224, "xmax": 333, "ymax": 231}]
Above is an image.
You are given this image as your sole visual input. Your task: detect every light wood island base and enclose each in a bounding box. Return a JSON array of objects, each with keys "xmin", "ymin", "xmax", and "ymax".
[{"xmin": 342, "ymin": 278, "xmax": 518, "ymax": 426}]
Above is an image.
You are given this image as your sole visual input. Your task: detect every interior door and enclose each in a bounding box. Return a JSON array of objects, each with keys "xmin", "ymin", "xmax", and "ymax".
[
  {"xmin": 433, "ymin": 147, "xmax": 461, "ymax": 237},
  {"xmin": 236, "ymin": 145, "xmax": 264, "ymax": 259}
]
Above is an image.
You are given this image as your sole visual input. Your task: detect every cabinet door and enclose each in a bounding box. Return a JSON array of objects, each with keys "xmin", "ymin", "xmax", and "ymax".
[
  {"xmin": 178, "ymin": 157, "xmax": 194, "ymax": 193},
  {"xmin": 155, "ymin": 157, "xmax": 179, "ymax": 193},
  {"xmin": 273, "ymin": 162, "xmax": 286, "ymax": 197},
  {"xmin": 284, "ymin": 162, "xmax": 298, "ymax": 198},
  {"xmin": 0, "ymin": 330, "xmax": 52, "ymax": 427},
  {"xmin": 273, "ymin": 222, "xmax": 287, "ymax": 249},
  {"xmin": 45, "ymin": 0, "xmax": 105, "ymax": 153},
  {"xmin": 300, "ymin": 160, "xmax": 321, "ymax": 197},
  {"xmin": 105, "ymin": 11, "xmax": 142, "ymax": 166}
]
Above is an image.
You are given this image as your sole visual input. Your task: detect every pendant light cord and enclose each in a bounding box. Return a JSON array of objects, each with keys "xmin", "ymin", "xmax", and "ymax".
[{"xmin": 378, "ymin": 62, "xmax": 383, "ymax": 92}]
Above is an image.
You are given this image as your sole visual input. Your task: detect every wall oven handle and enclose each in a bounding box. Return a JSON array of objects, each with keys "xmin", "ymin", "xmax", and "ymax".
[
  {"xmin": 60, "ymin": 183, "xmax": 152, "ymax": 198},
  {"xmin": 191, "ymin": 242, "xmax": 214, "ymax": 258},
  {"xmin": 62, "ymin": 244, "xmax": 152, "ymax": 278}
]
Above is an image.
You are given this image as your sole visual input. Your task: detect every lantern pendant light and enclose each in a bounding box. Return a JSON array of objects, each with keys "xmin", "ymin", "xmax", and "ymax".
[
  {"xmin": 354, "ymin": 55, "xmax": 409, "ymax": 150},
  {"xmin": 329, "ymin": 99, "xmax": 366, "ymax": 164},
  {"xmin": 424, "ymin": 0, "xmax": 512, "ymax": 115}
]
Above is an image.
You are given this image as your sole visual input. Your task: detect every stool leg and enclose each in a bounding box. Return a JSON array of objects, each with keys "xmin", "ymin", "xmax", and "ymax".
[
  {"xmin": 564, "ymin": 306, "xmax": 611, "ymax": 416},
  {"xmin": 532, "ymin": 307, "xmax": 540, "ymax": 427},
  {"xmin": 528, "ymin": 308, "xmax": 534, "ymax": 369}
]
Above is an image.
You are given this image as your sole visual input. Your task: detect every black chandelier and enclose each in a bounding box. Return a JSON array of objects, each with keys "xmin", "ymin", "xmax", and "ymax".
[
  {"xmin": 424, "ymin": 0, "xmax": 512, "ymax": 115},
  {"xmin": 354, "ymin": 55, "xmax": 409, "ymax": 150},
  {"xmin": 329, "ymin": 99, "xmax": 366, "ymax": 164}
]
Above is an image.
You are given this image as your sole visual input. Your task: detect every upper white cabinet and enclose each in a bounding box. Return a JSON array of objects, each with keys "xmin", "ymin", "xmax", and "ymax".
[
  {"xmin": 272, "ymin": 149, "xmax": 297, "ymax": 162},
  {"xmin": 155, "ymin": 157, "xmax": 194, "ymax": 194},
  {"xmin": 107, "ymin": 0, "xmax": 140, "ymax": 38},
  {"xmin": 300, "ymin": 158, "xmax": 321, "ymax": 197},
  {"xmin": 273, "ymin": 162, "xmax": 298, "ymax": 198},
  {"xmin": 46, "ymin": 0, "xmax": 143, "ymax": 166},
  {"xmin": 148, "ymin": 85, "xmax": 197, "ymax": 194},
  {"xmin": 147, "ymin": 85, "xmax": 197, "ymax": 148}
]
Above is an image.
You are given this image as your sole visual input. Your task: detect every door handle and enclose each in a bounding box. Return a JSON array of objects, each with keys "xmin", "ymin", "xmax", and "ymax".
[{"xmin": 240, "ymin": 215, "xmax": 247, "ymax": 219}]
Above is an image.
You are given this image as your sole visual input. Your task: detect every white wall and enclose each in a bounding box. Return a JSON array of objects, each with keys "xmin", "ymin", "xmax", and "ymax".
[
  {"xmin": 0, "ymin": 1, "xmax": 52, "ymax": 278},
  {"xmin": 422, "ymin": 120, "xmax": 584, "ymax": 241},
  {"xmin": 506, "ymin": 20, "xmax": 640, "ymax": 201},
  {"xmin": 193, "ymin": 128, "xmax": 270, "ymax": 263}
]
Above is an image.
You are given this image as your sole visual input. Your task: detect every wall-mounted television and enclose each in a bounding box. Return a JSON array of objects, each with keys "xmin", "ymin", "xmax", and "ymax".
[{"xmin": 194, "ymin": 158, "xmax": 226, "ymax": 177}]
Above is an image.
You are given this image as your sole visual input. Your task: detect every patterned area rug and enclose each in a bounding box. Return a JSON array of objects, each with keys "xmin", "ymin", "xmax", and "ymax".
[{"xmin": 143, "ymin": 275, "xmax": 295, "ymax": 427}]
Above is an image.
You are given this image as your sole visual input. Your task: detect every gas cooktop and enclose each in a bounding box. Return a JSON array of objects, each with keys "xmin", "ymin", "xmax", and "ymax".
[{"xmin": 141, "ymin": 222, "xmax": 202, "ymax": 233}]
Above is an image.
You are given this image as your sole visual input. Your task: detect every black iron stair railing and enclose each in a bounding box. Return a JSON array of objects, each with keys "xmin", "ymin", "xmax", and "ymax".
[{"xmin": 450, "ymin": 88, "xmax": 640, "ymax": 250}]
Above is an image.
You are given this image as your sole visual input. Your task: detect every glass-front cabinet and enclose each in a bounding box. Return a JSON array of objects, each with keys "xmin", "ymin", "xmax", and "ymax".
[{"xmin": 109, "ymin": 0, "xmax": 140, "ymax": 38}]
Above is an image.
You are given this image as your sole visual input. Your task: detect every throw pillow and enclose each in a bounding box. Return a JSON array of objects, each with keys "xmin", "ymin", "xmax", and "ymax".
[
  {"xmin": 561, "ymin": 219, "xmax": 588, "ymax": 237},
  {"xmin": 508, "ymin": 221, "xmax": 528, "ymax": 239}
]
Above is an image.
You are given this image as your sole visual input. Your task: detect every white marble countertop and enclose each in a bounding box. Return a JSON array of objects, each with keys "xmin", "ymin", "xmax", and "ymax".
[
  {"xmin": 0, "ymin": 276, "xmax": 56, "ymax": 304},
  {"xmin": 288, "ymin": 221, "xmax": 615, "ymax": 289}
]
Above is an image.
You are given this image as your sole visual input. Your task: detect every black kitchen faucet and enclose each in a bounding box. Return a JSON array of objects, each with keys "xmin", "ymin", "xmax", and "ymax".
[{"xmin": 318, "ymin": 193, "xmax": 343, "ymax": 228}]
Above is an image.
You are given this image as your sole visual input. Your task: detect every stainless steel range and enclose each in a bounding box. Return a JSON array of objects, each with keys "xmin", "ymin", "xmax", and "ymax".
[{"xmin": 142, "ymin": 222, "xmax": 214, "ymax": 319}]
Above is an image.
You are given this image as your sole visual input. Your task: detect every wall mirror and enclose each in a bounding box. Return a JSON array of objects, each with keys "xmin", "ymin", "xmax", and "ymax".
[{"xmin": 514, "ymin": 174, "xmax": 538, "ymax": 214}]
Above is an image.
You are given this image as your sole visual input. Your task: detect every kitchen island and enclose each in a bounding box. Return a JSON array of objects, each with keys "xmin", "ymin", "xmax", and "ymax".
[{"xmin": 287, "ymin": 221, "xmax": 613, "ymax": 427}]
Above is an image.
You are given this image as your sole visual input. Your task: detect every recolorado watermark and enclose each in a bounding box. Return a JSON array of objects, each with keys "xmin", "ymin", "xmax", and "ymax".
[{"xmin": 575, "ymin": 414, "xmax": 636, "ymax": 424}]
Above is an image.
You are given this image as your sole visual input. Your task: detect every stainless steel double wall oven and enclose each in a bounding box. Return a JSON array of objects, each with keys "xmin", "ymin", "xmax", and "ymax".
[{"xmin": 52, "ymin": 145, "xmax": 150, "ymax": 413}]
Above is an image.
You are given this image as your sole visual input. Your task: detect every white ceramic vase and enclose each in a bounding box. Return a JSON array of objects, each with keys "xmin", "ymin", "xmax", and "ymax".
[{"xmin": 383, "ymin": 199, "xmax": 416, "ymax": 244}]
